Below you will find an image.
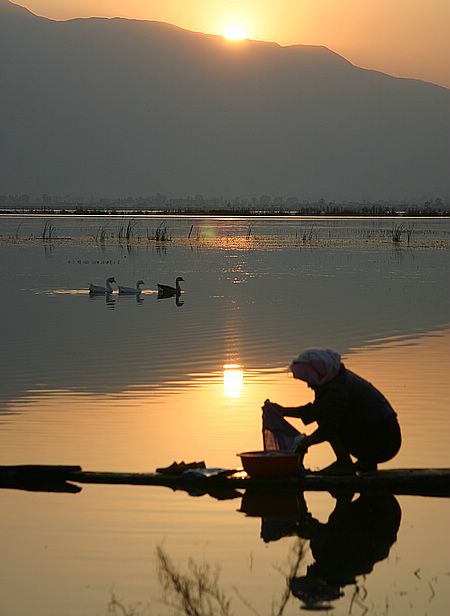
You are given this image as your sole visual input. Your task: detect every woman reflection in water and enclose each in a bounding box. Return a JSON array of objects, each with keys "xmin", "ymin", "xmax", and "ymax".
[
  {"xmin": 289, "ymin": 491, "xmax": 402, "ymax": 611},
  {"xmin": 263, "ymin": 348, "xmax": 401, "ymax": 474},
  {"xmin": 240, "ymin": 489, "xmax": 402, "ymax": 611}
]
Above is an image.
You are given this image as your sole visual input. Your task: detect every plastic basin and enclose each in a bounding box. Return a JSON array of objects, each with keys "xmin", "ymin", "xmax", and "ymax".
[{"xmin": 237, "ymin": 450, "xmax": 302, "ymax": 478}]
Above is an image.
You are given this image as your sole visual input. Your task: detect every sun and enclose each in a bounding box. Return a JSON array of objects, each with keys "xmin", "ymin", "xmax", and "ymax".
[
  {"xmin": 223, "ymin": 25, "xmax": 248, "ymax": 41},
  {"xmin": 223, "ymin": 364, "xmax": 244, "ymax": 398}
]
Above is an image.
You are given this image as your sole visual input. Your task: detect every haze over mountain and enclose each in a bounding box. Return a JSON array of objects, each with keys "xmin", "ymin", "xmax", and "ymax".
[{"xmin": 1, "ymin": 0, "xmax": 449, "ymax": 201}]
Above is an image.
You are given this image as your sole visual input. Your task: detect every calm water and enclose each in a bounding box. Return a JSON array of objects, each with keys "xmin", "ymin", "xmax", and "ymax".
[
  {"xmin": 1, "ymin": 216, "xmax": 449, "ymax": 615},
  {"xmin": 1, "ymin": 213, "xmax": 450, "ymax": 242}
]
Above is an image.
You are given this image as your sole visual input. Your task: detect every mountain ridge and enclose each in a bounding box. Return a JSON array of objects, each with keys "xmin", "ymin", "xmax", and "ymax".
[
  {"xmin": 3, "ymin": 0, "xmax": 447, "ymax": 89},
  {"xmin": 1, "ymin": 0, "xmax": 449, "ymax": 200}
]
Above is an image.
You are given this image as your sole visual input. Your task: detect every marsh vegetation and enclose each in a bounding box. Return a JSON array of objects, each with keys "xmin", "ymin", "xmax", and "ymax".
[{"xmin": 1, "ymin": 215, "xmax": 448, "ymax": 250}]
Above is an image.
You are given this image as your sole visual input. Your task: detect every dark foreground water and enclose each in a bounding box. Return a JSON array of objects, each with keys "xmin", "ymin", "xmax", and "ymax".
[{"xmin": 0, "ymin": 216, "xmax": 449, "ymax": 615}]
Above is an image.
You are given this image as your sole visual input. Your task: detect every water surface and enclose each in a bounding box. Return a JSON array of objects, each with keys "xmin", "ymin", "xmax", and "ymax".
[{"xmin": 0, "ymin": 216, "xmax": 449, "ymax": 615}]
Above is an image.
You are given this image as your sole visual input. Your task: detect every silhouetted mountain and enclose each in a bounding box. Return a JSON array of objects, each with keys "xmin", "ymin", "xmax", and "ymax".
[{"xmin": 1, "ymin": 0, "xmax": 449, "ymax": 200}]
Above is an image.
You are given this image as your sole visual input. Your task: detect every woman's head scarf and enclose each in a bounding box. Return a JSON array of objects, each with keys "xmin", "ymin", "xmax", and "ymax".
[{"xmin": 290, "ymin": 348, "xmax": 341, "ymax": 386}]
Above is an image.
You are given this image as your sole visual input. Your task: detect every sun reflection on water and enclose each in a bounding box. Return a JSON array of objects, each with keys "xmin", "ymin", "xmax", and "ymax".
[{"xmin": 223, "ymin": 364, "xmax": 244, "ymax": 398}]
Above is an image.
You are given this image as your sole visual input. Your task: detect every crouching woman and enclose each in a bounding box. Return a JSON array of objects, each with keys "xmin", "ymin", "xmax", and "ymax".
[{"xmin": 263, "ymin": 349, "xmax": 401, "ymax": 474}]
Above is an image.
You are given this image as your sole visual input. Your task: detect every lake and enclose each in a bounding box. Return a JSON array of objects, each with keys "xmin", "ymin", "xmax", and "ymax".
[{"xmin": 1, "ymin": 215, "xmax": 449, "ymax": 615}]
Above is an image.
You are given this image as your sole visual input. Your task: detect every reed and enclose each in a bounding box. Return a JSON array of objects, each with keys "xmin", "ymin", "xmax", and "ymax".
[
  {"xmin": 147, "ymin": 222, "xmax": 172, "ymax": 242},
  {"xmin": 157, "ymin": 546, "xmax": 233, "ymax": 616},
  {"xmin": 41, "ymin": 220, "xmax": 55, "ymax": 242},
  {"xmin": 107, "ymin": 592, "xmax": 143, "ymax": 616},
  {"xmin": 296, "ymin": 226, "xmax": 317, "ymax": 243},
  {"xmin": 391, "ymin": 224, "xmax": 404, "ymax": 243},
  {"xmin": 125, "ymin": 221, "xmax": 135, "ymax": 243},
  {"xmin": 95, "ymin": 225, "xmax": 108, "ymax": 244},
  {"xmin": 391, "ymin": 224, "xmax": 414, "ymax": 244},
  {"xmin": 102, "ymin": 537, "xmax": 307, "ymax": 616},
  {"xmin": 118, "ymin": 223, "xmax": 124, "ymax": 242},
  {"xmin": 117, "ymin": 220, "xmax": 137, "ymax": 243},
  {"xmin": 406, "ymin": 225, "xmax": 414, "ymax": 245},
  {"xmin": 154, "ymin": 538, "xmax": 308, "ymax": 616}
]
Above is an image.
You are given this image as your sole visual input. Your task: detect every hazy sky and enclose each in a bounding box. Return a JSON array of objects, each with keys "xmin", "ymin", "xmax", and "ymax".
[{"xmin": 15, "ymin": 0, "xmax": 450, "ymax": 89}]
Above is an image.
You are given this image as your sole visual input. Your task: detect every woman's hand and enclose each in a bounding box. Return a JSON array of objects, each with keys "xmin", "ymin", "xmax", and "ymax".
[
  {"xmin": 262, "ymin": 399, "xmax": 285, "ymax": 414},
  {"xmin": 295, "ymin": 439, "xmax": 309, "ymax": 455}
]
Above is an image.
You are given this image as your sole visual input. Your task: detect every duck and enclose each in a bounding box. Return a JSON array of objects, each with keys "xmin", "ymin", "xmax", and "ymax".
[
  {"xmin": 157, "ymin": 276, "xmax": 184, "ymax": 296},
  {"xmin": 118, "ymin": 280, "xmax": 145, "ymax": 295},
  {"xmin": 89, "ymin": 277, "xmax": 116, "ymax": 294}
]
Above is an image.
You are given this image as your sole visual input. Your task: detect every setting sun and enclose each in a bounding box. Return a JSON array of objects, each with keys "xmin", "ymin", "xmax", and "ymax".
[
  {"xmin": 223, "ymin": 25, "xmax": 247, "ymax": 41},
  {"xmin": 223, "ymin": 364, "xmax": 244, "ymax": 398}
]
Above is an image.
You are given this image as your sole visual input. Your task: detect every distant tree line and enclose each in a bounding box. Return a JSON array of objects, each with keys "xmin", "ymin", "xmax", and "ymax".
[{"xmin": 0, "ymin": 193, "xmax": 448, "ymax": 216}]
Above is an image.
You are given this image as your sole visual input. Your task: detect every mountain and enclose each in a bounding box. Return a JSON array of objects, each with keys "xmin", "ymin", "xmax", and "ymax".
[{"xmin": 1, "ymin": 0, "xmax": 449, "ymax": 200}]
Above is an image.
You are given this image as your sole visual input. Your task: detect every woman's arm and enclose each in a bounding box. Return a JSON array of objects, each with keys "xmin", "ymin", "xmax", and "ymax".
[
  {"xmin": 301, "ymin": 428, "xmax": 328, "ymax": 448},
  {"xmin": 263, "ymin": 399, "xmax": 316, "ymax": 422},
  {"xmin": 282, "ymin": 403, "xmax": 315, "ymax": 419}
]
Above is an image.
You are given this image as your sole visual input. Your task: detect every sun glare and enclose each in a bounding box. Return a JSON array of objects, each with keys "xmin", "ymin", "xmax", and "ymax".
[
  {"xmin": 224, "ymin": 25, "xmax": 248, "ymax": 41},
  {"xmin": 223, "ymin": 364, "xmax": 244, "ymax": 398}
]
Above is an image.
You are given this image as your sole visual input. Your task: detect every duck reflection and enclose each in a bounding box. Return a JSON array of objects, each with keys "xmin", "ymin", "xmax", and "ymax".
[
  {"xmin": 240, "ymin": 489, "xmax": 401, "ymax": 611},
  {"xmin": 105, "ymin": 293, "xmax": 116, "ymax": 308},
  {"xmin": 88, "ymin": 292, "xmax": 116, "ymax": 309},
  {"xmin": 117, "ymin": 293, "xmax": 145, "ymax": 305},
  {"xmin": 157, "ymin": 289, "xmax": 184, "ymax": 307}
]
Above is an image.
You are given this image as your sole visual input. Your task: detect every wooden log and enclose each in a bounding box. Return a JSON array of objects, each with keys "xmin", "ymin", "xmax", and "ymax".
[
  {"xmin": 1, "ymin": 466, "xmax": 449, "ymax": 497},
  {"xmin": 0, "ymin": 465, "xmax": 82, "ymax": 493},
  {"xmin": 0, "ymin": 464, "xmax": 81, "ymax": 479},
  {"xmin": 66, "ymin": 467, "xmax": 450, "ymax": 497}
]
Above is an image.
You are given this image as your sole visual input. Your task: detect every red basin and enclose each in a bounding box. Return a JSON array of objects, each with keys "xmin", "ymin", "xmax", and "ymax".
[{"xmin": 237, "ymin": 450, "xmax": 302, "ymax": 478}]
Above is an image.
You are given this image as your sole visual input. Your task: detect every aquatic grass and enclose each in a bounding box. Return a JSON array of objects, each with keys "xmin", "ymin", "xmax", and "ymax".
[
  {"xmin": 147, "ymin": 222, "xmax": 172, "ymax": 242},
  {"xmin": 391, "ymin": 224, "xmax": 404, "ymax": 243},
  {"xmin": 95, "ymin": 225, "xmax": 109, "ymax": 244},
  {"xmin": 157, "ymin": 545, "xmax": 233, "ymax": 616},
  {"xmin": 391, "ymin": 224, "xmax": 414, "ymax": 245},
  {"xmin": 126, "ymin": 221, "xmax": 135, "ymax": 243},
  {"xmin": 118, "ymin": 223, "xmax": 125, "ymax": 242},
  {"xmin": 41, "ymin": 220, "xmax": 56, "ymax": 242},
  {"xmin": 14, "ymin": 222, "xmax": 23, "ymax": 241},
  {"xmin": 406, "ymin": 225, "xmax": 415, "ymax": 245},
  {"xmin": 118, "ymin": 220, "xmax": 138, "ymax": 244},
  {"xmin": 272, "ymin": 539, "xmax": 306, "ymax": 616},
  {"xmin": 155, "ymin": 539, "xmax": 307, "ymax": 616},
  {"xmin": 1, "ymin": 214, "xmax": 445, "ymax": 249},
  {"xmin": 295, "ymin": 226, "xmax": 317, "ymax": 243},
  {"xmin": 107, "ymin": 591, "xmax": 147, "ymax": 616}
]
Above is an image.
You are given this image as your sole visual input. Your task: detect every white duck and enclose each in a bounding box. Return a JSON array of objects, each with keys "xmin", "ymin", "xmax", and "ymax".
[
  {"xmin": 89, "ymin": 277, "xmax": 116, "ymax": 294},
  {"xmin": 118, "ymin": 280, "xmax": 145, "ymax": 295},
  {"xmin": 157, "ymin": 276, "xmax": 184, "ymax": 295}
]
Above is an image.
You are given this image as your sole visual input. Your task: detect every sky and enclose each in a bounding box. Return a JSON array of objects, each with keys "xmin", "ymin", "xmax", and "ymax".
[{"xmin": 14, "ymin": 0, "xmax": 450, "ymax": 89}]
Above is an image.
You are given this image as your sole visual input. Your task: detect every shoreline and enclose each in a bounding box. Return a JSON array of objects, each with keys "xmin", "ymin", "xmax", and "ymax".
[{"xmin": 1, "ymin": 209, "xmax": 449, "ymax": 218}]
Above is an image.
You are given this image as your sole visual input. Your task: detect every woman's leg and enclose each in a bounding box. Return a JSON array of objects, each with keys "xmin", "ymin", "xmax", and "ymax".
[
  {"xmin": 350, "ymin": 419, "xmax": 402, "ymax": 471},
  {"xmin": 319, "ymin": 435, "xmax": 355, "ymax": 475}
]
